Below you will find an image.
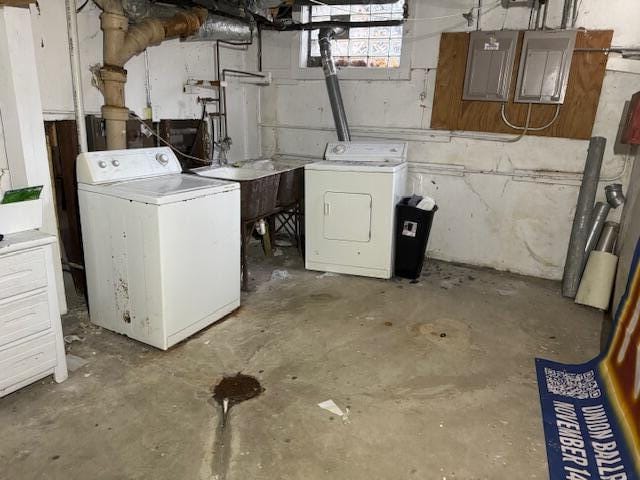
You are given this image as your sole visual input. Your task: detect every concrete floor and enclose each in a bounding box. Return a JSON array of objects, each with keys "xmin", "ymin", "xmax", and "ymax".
[{"xmin": 0, "ymin": 247, "xmax": 604, "ymax": 480}]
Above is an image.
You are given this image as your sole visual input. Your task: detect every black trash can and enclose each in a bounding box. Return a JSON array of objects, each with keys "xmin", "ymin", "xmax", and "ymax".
[{"xmin": 394, "ymin": 195, "xmax": 438, "ymax": 279}]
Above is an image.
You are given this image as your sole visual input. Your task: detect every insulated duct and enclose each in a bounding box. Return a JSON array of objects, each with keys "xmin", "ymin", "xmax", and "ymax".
[
  {"xmin": 562, "ymin": 136, "xmax": 606, "ymax": 298},
  {"xmin": 319, "ymin": 28, "xmax": 351, "ymax": 142},
  {"xmin": 184, "ymin": 14, "xmax": 252, "ymax": 42},
  {"xmin": 122, "ymin": 0, "xmax": 180, "ymax": 22}
]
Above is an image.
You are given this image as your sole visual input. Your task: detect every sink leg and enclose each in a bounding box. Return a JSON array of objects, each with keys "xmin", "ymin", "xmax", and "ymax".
[
  {"xmin": 262, "ymin": 222, "xmax": 273, "ymax": 257},
  {"xmin": 241, "ymin": 222, "xmax": 250, "ymax": 291}
]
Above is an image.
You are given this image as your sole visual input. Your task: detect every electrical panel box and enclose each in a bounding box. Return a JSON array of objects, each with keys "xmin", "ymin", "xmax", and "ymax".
[
  {"xmin": 621, "ymin": 91, "xmax": 640, "ymax": 145},
  {"xmin": 514, "ymin": 30, "xmax": 577, "ymax": 104},
  {"xmin": 463, "ymin": 30, "xmax": 519, "ymax": 102}
]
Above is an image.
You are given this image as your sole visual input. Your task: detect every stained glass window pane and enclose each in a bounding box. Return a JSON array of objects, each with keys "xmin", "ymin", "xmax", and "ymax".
[
  {"xmin": 369, "ymin": 57, "xmax": 389, "ymax": 68},
  {"xmin": 312, "ymin": 5, "xmax": 330, "ymax": 17},
  {"xmin": 351, "ymin": 5, "xmax": 370, "ymax": 14},
  {"xmin": 306, "ymin": 1, "xmax": 404, "ymax": 69},
  {"xmin": 349, "ymin": 39, "xmax": 369, "ymax": 56},
  {"xmin": 389, "ymin": 38, "xmax": 402, "ymax": 56}
]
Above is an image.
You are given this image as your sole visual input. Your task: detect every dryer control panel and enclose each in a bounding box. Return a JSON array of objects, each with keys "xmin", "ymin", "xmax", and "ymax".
[
  {"xmin": 77, "ymin": 147, "xmax": 181, "ymax": 185},
  {"xmin": 324, "ymin": 142, "xmax": 407, "ymax": 162}
]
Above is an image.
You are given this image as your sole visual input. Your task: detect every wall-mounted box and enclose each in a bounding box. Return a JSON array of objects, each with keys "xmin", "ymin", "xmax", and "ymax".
[
  {"xmin": 514, "ymin": 30, "xmax": 577, "ymax": 104},
  {"xmin": 621, "ymin": 91, "xmax": 640, "ymax": 145},
  {"xmin": 463, "ymin": 30, "xmax": 519, "ymax": 102}
]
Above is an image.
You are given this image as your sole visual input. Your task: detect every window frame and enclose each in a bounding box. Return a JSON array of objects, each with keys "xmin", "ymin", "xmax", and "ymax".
[{"xmin": 290, "ymin": 2, "xmax": 413, "ymax": 81}]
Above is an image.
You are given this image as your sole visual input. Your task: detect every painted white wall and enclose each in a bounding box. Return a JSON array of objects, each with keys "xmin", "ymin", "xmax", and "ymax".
[
  {"xmin": 260, "ymin": 0, "xmax": 640, "ymax": 279},
  {"xmin": 29, "ymin": 1, "xmax": 261, "ymax": 162},
  {"xmin": 0, "ymin": 6, "xmax": 66, "ymax": 312}
]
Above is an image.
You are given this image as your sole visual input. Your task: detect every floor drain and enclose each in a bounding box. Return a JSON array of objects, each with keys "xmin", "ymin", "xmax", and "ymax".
[
  {"xmin": 213, "ymin": 373, "xmax": 264, "ymax": 412},
  {"xmin": 210, "ymin": 374, "xmax": 264, "ymax": 480}
]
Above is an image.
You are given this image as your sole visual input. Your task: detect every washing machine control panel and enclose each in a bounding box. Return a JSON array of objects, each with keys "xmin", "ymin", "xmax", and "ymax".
[{"xmin": 77, "ymin": 147, "xmax": 181, "ymax": 185}]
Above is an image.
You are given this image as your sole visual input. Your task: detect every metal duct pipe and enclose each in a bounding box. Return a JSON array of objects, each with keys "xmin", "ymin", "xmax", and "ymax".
[
  {"xmin": 596, "ymin": 222, "xmax": 619, "ymax": 253},
  {"xmin": 184, "ymin": 14, "xmax": 252, "ymax": 42},
  {"xmin": 583, "ymin": 201, "xmax": 610, "ymax": 259},
  {"xmin": 570, "ymin": 0, "xmax": 579, "ymax": 27},
  {"xmin": 605, "ymin": 183, "xmax": 626, "ymax": 208},
  {"xmin": 560, "ymin": 0, "xmax": 572, "ymax": 29},
  {"xmin": 562, "ymin": 136, "xmax": 606, "ymax": 298},
  {"xmin": 122, "ymin": 0, "xmax": 179, "ymax": 22},
  {"xmin": 65, "ymin": 0, "xmax": 88, "ymax": 153},
  {"xmin": 319, "ymin": 28, "xmax": 351, "ymax": 142}
]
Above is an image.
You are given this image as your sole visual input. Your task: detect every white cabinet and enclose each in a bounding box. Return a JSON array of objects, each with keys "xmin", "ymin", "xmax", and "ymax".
[{"xmin": 0, "ymin": 231, "xmax": 67, "ymax": 397}]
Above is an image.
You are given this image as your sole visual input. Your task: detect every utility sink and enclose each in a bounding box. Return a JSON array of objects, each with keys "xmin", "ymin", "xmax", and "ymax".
[
  {"xmin": 233, "ymin": 158, "xmax": 308, "ymax": 208},
  {"xmin": 194, "ymin": 166, "xmax": 274, "ymax": 181},
  {"xmin": 191, "ymin": 158, "xmax": 308, "ymax": 219}
]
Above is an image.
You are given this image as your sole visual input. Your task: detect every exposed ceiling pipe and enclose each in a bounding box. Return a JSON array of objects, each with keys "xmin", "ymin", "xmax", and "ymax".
[
  {"xmin": 93, "ymin": 0, "xmax": 207, "ymax": 149},
  {"xmin": 65, "ymin": 0, "xmax": 88, "ymax": 153},
  {"xmin": 570, "ymin": 0, "xmax": 579, "ymax": 27},
  {"xmin": 318, "ymin": 27, "xmax": 350, "ymax": 142},
  {"xmin": 122, "ymin": 0, "xmax": 181, "ymax": 22},
  {"xmin": 184, "ymin": 14, "xmax": 253, "ymax": 42}
]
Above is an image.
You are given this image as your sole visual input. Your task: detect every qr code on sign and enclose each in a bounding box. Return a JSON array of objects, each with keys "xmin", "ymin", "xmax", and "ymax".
[{"xmin": 544, "ymin": 368, "xmax": 601, "ymax": 399}]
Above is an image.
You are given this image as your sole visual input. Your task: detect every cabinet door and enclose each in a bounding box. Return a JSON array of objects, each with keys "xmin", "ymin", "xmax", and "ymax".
[{"xmin": 323, "ymin": 192, "xmax": 372, "ymax": 242}]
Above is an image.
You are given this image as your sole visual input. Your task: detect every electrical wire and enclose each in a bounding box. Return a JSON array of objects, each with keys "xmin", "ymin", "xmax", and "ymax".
[
  {"xmin": 500, "ymin": 103, "xmax": 533, "ymax": 143},
  {"xmin": 129, "ymin": 112, "xmax": 211, "ymax": 164},
  {"xmin": 76, "ymin": 0, "xmax": 89, "ymax": 13},
  {"xmin": 501, "ymin": 103, "xmax": 561, "ymax": 131}
]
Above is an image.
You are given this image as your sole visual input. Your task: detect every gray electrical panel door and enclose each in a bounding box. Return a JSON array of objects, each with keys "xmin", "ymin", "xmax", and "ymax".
[
  {"xmin": 514, "ymin": 30, "xmax": 577, "ymax": 104},
  {"xmin": 463, "ymin": 30, "xmax": 518, "ymax": 102}
]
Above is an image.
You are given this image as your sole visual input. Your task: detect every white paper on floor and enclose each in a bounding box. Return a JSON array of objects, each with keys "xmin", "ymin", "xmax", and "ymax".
[
  {"xmin": 316, "ymin": 272, "xmax": 339, "ymax": 279},
  {"xmin": 318, "ymin": 399, "xmax": 344, "ymax": 416},
  {"xmin": 64, "ymin": 334, "xmax": 84, "ymax": 344},
  {"xmin": 271, "ymin": 269, "xmax": 291, "ymax": 281}
]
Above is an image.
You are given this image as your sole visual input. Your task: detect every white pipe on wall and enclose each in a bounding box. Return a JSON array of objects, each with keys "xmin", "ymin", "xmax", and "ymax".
[{"xmin": 64, "ymin": 0, "xmax": 88, "ymax": 153}]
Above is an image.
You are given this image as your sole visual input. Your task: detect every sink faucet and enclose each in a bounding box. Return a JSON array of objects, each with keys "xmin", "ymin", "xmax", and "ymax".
[{"xmin": 217, "ymin": 136, "xmax": 233, "ymax": 165}]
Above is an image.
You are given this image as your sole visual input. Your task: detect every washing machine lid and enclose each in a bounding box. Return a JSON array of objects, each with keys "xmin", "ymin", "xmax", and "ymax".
[
  {"xmin": 78, "ymin": 174, "xmax": 238, "ymax": 205},
  {"xmin": 305, "ymin": 159, "xmax": 407, "ymax": 173}
]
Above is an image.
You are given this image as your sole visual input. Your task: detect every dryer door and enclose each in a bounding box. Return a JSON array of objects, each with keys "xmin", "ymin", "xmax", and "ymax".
[
  {"xmin": 305, "ymin": 168, "xmax": 396, "ymax": 277},
  {"xmin": 323, "ymin": 192, "xmax": 372, "ymax": 242}
]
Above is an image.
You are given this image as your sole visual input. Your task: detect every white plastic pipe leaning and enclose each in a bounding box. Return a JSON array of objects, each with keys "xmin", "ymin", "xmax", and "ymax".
[{"xmin": 575, "ymin": 251, "xmax": 619, "ymax": 310}]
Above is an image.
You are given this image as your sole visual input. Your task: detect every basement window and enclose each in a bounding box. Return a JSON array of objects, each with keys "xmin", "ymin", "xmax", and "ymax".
[{"xmin": 302, "ymin": 1, "xmax": 405, "ymax": 69}]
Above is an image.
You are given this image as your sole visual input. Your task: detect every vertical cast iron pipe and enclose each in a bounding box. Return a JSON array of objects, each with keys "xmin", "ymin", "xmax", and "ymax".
[{"xmin": 562, "ymin": 136, "xmax": 606, "ymax": 298}]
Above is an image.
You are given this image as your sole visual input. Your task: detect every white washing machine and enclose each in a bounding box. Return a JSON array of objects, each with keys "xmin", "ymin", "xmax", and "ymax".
[
  {"xmin": 305, "ymin": 142, "xmax": 408, "ymax": 279},
  {"xmin": 77, "ymin": 147, "xmax": 240, "ymax": 350}
]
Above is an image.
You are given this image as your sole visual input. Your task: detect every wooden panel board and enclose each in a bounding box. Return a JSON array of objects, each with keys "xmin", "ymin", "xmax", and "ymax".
[
  {"xmin": 430, "ymin": 30, "xmax": 613, "ymax": 140},
  {"xmin": 0, "ymin": 1, "xmax": 34, "ymax": 7}
]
